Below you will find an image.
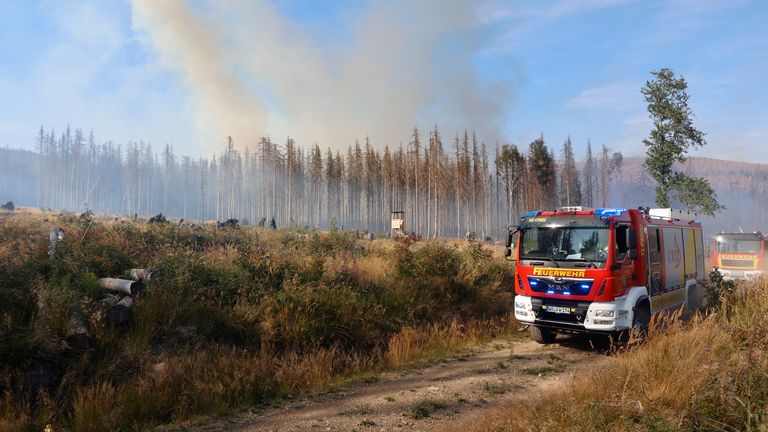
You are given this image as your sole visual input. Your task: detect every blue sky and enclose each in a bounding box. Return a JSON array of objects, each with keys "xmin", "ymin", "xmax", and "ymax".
[{"xmin": 0, "ymin": 0, "xmax": 766, "ymax": 162}]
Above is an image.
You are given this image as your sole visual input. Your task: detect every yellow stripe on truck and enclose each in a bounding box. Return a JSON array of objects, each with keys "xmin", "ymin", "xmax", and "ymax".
[
  {"xmin": 531, "ymin": 268, "xmax": 586, "ymax": 278},
  {"xmin": 650, "ymin": 288, "xmax": 686, "ymax": 313}
]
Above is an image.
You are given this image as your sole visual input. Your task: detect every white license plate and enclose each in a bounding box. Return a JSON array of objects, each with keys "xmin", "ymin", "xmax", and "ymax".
[{"xmin": 546, "ymin": 306, "xmax": 571, "ymax": 314}]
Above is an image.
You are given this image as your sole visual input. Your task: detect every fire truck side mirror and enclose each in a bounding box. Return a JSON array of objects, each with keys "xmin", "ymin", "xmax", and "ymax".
[
  {"xmin": 505, "ymin": 226, "xmax": 518, "ymax": 248},
  {"xmin": 504, "ymin": 226, "xmax": 518, "ymax": 261}
]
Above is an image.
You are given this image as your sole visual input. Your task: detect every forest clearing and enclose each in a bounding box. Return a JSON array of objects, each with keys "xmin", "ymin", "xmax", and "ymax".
[
  {"xmin": 2, "ymin": 1, "xmax": 767, "ymax": 430},
  {"xmin": 1, "ymin": 207, "xmax": 766, "ymax": 431}
]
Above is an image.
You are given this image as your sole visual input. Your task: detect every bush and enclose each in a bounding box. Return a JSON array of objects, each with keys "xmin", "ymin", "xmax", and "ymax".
[
  {"xmin": 706, "ymin": 267, "xmax": 735, "ymax": 309},
  {"xmin": 0, "ymin": 215, "xmax": 516, "ymax": 430}
]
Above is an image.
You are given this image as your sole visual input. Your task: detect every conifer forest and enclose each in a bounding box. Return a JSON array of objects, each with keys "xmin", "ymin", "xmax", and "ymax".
[{"xmin": 12, "ymin": 126, "xmax": 624, "ymax": 239}]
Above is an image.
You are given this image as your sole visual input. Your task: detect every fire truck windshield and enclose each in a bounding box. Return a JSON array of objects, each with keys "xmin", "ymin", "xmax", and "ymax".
[
  {"xmin": 520, "ymin": 225, "xmax": 610, "ymax": 263},
  {"xmin": 716, "ymin": 237, "xmax": 762, "ymax": 254}
]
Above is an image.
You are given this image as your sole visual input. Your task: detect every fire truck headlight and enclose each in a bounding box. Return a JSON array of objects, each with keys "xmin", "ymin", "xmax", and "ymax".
[
  {"xmin": 595, "ymin": 309, "xmax": 615, "ymax": 318},
  {"xmin": 515, "ymin": 298, "xmax": 527, "ymax": 309}
]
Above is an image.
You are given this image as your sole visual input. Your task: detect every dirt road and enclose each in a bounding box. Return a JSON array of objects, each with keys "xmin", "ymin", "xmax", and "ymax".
[{"xmin": 181, "ymin": 334, "xmax": 603, "ymax": 432}]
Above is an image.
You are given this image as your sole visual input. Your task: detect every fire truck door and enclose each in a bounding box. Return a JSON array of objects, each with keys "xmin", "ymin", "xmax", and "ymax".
[{"xmin": 647, "ymin": 226, "xmax": 662, "ymax": 295}]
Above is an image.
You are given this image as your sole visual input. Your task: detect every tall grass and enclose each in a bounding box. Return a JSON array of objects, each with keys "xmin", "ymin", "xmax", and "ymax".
[
  {"xmin": 0, "ymin": 213, "xmax": 515, "ymax": 431},
  {"xmin": 452, "ymin": 277, "xmax": 768, "ymax": 432}
]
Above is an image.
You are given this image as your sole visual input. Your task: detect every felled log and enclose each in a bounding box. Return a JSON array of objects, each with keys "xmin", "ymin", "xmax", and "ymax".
[
  {"xmin": 128, "ymin": 268, "xmax": 156, "ymax": 282},
  {"xmin": 66, "ymin": 306, "xmax": 92, "ymax": 349},
  {"xmin": 106, "ymin": 296, "xmax": 134, "ymax": 326},
  {"xmin": 98, "ymin": 278, "xmax": 143, "ymax": 296}
]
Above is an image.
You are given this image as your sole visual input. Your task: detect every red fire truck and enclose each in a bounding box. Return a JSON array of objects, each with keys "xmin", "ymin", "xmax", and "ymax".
[
  {"xmin": 713, "ymin": 231, "xmax": 766, "ymax": 280},
  {"xmin": 505, "ymin": 207, "xmax": 705, "ymax": 343}
]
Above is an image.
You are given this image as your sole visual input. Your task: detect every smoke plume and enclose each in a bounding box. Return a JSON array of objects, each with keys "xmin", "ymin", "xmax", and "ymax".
[{"xmin": 131, "ymin": 0, "xmax": 510, "ymax": 150}]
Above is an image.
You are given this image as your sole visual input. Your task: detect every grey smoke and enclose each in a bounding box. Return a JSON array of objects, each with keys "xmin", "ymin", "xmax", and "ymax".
[{"xmin": 131, "ymin": 0, "xmax": 511, "ymax": 150}]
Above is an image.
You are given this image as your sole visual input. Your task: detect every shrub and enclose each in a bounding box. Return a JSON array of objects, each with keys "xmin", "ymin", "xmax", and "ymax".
[{"xmin": 0, "ymin": 214, "xmax": 517, "ymax": 430}]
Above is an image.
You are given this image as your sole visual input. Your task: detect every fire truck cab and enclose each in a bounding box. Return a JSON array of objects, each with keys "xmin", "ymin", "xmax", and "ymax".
[
  {"xmin": 713, "ymin": 231, "xmax": 766, "ymax": 280},
  {"xmin": 506, "ymin": 207, "xmax": 705, "ymax": 343}
]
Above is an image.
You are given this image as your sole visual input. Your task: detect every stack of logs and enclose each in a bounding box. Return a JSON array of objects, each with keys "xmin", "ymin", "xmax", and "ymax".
[{"xmin": 66, "ymin": 269, "xmax": 156, "ymax": 350}]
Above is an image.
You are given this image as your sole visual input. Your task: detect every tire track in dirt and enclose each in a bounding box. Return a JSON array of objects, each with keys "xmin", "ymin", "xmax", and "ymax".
[{"xmin": 182, "ymin": 334, "xmax": 605, "ymax": 432}]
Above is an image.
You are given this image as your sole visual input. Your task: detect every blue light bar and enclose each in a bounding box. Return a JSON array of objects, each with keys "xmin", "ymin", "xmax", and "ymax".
[
  {"xmin": 547, "ymin": 290, "xmax": 555, "ymax": 294},
  {"xmin": 595, "ymin": 208, "xmax": 627, "ymax": 217},
  {"xmin": 524, "ymin": 211, "xmax": 541, "ymax": 217},
  {"xmin": 580, "ymin": 283, "xmax": 590, "ymax": 289},
  {"xmin": 563, "ymin": 291, "xmax": 571, "ymax": 295},
  {"xmin": 530, "ymin": 281, "xmax": 538, "ymax": 286}
]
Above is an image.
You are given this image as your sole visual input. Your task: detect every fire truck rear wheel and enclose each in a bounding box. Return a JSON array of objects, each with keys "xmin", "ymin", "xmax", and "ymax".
[{"xmin": 530, "ymin": 325, "xmax": 557, "ymax": 344}]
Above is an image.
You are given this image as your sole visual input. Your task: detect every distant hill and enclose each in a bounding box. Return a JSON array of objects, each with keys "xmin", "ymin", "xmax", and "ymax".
[{"xmin": 610, "ymin": 156, "xmax": 768, "ymax": 237}]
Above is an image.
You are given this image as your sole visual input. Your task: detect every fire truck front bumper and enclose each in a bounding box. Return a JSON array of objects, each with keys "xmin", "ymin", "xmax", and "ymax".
[
  {"xmin": 719, "ymin": 269, "xmax": 763, "ymax": 281},
  {"xmin": 514, "ymin": 295, "xmax": 633, "ymax": 333}
]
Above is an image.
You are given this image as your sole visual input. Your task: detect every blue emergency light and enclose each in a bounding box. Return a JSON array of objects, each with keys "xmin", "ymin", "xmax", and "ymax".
[{"xmin": 595, "ymin": 208, "xmax": 627, "ymax": 217}]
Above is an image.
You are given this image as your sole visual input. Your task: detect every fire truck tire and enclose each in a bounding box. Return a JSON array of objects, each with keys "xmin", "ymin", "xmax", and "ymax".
[
  {"xmin": 631, "ymin": 302, "xmax": 651, "ymax": 339},
  {"xmin": 530, "ymin": 325, "xmax": 557, "ymax": 344}
]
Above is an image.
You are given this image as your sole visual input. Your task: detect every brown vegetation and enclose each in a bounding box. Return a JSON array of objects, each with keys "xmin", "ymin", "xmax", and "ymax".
[
  {"xmin": 451, "ymin": 277, "xmax": 768, "ymax": 432},
  {"xmin": 0, "ymin": 212, "xmax": 514, "ymax": 431}
]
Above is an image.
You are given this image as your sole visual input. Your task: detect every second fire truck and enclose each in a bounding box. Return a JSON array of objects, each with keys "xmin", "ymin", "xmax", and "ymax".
[
  {"xmin": 713, "ymin": 231, "xmax": 766, "ymax": 280},
  {"xmin": 506, "ymin": 207, "xmax": 705, "ymax": 343}
]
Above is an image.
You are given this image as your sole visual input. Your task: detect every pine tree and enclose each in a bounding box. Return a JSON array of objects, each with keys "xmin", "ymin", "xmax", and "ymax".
[
  {"xmin": 642, "ymin": 67, "xmax": 723, "ymax": 215},
  {"xmin": 583, "ymin": 140, "xmax": 595, "ymax": 208},
  {"xmin": 528, "ymin": 135, "xmax": 556, "ymax": 210},
  {"xmin": 559, "ymin": 136, "xmax": 581, "ymax": 206}
]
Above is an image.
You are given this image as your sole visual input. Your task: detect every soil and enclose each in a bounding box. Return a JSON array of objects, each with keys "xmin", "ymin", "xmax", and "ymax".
[{"xmin": 176, "ymin": 332, "xmax": 605, "ymax": 432}]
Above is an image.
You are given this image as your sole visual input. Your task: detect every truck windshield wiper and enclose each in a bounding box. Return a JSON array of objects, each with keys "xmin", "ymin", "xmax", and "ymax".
[
  {"xmin": 568, "ymin": 257, "xmax": 597, "ymax": 268},
  {"xmin": 538, "ymin": 256, "xmax": 560, "ymax": 268}
]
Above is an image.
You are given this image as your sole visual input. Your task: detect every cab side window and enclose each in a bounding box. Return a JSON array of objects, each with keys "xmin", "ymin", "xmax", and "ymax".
[{"xmin": 615, "ymin": 224, "xmax": 629, "ymax": 261}]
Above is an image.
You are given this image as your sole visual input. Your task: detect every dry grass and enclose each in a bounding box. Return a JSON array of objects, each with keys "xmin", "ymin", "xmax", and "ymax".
[
  {"xmin": 451, "ymin": 278, "xmax": 768, "ymax": 432},
  {"xmin": 385, "ymin": 317, "xmax": 516, "ymax": 367},
  {"xmin": 0, "ymin": 213, "xmax": 516, "ymax": 431}
]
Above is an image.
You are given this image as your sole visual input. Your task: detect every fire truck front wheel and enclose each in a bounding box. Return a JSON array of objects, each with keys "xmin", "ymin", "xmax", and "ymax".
[
  {"xmin": 530, "ymin": 325, "xmax": 557, "ymax": 344},
  {"xmin": 630, "ymin": 301, "xmax": 651, "ymax": 339}
]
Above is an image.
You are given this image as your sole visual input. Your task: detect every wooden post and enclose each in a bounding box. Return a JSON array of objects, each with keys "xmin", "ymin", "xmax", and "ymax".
[{"xmin": 97, "ymin": 278, "xmax": 143, "ymax": 296}]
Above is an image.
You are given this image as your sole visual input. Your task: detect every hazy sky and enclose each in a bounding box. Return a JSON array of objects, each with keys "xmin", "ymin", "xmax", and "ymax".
[{"xmin": 0, "ymin": 0, "xmax": 766, "ymax": 161}]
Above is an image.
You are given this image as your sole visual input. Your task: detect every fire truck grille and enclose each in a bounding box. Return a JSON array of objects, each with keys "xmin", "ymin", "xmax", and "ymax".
[
  {"xmin": 527, "ymin": 277, "xmax": 593, "ymax": 295},
  {"xmin": 720, "ymin": 259, "xmax": 755, "ymax": 268}
]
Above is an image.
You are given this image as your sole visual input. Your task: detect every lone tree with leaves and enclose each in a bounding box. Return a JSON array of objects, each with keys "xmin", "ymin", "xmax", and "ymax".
[{"xmin": 642, "ymin": 68, "xmax": 723, "ymax": 215}]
